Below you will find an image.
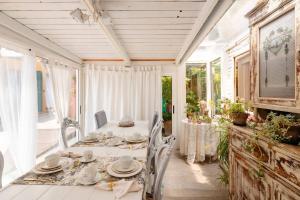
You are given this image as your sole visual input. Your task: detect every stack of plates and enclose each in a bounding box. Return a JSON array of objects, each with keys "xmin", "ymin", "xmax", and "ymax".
[
  {"xmin": 107, "ymin": 160, "xmax": 142, "ymax": 178},
  {"xmin": 82, "ymin": 137, "xmax": 98, "ymax": 144},
  {"xmin": 33, "ymin": 162, "xmax": 63, "ymax": 175},
  {"xmin": 119, "ymin": 121, "xmax": 135, "ymax": 127},
  {"xmin": 126, "ymin": 136, "xmax": 146, "ymax": 143}
]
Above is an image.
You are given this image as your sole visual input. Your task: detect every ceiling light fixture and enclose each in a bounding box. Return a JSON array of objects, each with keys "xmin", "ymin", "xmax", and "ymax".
[{"xmin": 70, "ymin": 8, "xmax": 90, "ymax": 24}]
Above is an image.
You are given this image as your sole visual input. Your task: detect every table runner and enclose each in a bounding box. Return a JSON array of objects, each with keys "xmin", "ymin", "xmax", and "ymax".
[
  {"xmin": 13, "ymin": 156, "xmax": 146, "ymax": 186},
  {"xmin": 72, "ymin": 135, "xmax": 147, "ymax": 150}
]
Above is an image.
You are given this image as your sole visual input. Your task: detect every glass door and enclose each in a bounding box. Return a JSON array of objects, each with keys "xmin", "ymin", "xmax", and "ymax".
[{"xmin": 162, "ymin": 75, "xmax": 173, "ymax": 136}]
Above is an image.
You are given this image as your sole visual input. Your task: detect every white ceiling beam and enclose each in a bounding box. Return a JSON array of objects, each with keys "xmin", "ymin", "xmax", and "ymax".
[
  {"xmin": 81, "ymin": 0, "xmax": 130, "ymax": 64},
  {"xmin": 0, "ymin": 11, "xmax": 81, "ymax": 64},
  {"xmin": 176, "ymin": 0, "xmax": 235, "ymax": 64},
  {"xmin": 176, "ymin": 0, "xmax": 219, "ymax": 64}
]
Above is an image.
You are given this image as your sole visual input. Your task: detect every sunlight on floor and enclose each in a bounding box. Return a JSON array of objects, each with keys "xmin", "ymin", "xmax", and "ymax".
[{"xmin": 189, "ymin": 163, "xmax": 210, "ymax": 184}]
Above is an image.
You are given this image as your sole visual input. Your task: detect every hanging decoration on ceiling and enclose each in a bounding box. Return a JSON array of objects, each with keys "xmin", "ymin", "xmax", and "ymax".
[{"xmin": 70, "ymin": 8, "xmax": 90, "ymax": 24}]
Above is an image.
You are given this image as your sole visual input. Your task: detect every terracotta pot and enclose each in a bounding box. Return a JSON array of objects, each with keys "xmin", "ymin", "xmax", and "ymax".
[
  {"xmin": 283, "ymin": 126, "xmax": 300, "ymax": 145},
  {"xmin": 231, "ymin": 112, "xmax": 249, "ymax": 126}
]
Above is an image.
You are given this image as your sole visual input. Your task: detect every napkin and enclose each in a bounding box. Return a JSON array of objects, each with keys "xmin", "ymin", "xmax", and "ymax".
[
  {"xmin": 118, "ymin": 142, "xmax": 146, "ymax": 150},
  {"xmin": 95, "ymin": 179, "xmax": 142, "ymax": 199},
  {"xmin": 58, "ymin": 151, "xmax": 82, "ymax": 158}
]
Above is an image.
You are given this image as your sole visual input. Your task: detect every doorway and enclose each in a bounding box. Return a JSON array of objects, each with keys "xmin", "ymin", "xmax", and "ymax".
[{"xmin": 162, "ymin": 75, "xmax": 174, "ymax": 136}]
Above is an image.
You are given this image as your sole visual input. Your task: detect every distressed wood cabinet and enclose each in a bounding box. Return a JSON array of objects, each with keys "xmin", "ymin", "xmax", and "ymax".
[
  {"xmin": 229, "ymin": 126, "xmax": 300, "ymax": 200},
  {"xmin": 247, "ymin": 0, "xmax": 300, "ymax": 113}
]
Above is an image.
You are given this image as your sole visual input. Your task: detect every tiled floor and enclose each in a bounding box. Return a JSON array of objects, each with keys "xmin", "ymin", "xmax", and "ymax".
[{"xmin": 163, "ymin": 150, "xmax": 228, "ymax": 200}]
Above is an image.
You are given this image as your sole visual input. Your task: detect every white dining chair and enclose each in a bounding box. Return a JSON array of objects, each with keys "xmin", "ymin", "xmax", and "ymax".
[
  {"xmin": 0, "ymin": 150, "xmax": 4, "ymax": 189},
  {"xmin": 61, "ymin": 117, "xmax": 80, "ymax": 148},
  {"xmin": 95, "ymin": 110, "xmax": 108, "ymax": 129},
  {"xmin": 153, "ymin": 135, "xmax": 176, "ymax": 200},
  {"xmin": 150, "ymin": 111, "xmax": 159, "ymax": 132},
  {"xmin": 148, "ymin": 118, "xmax": 162, "ymax": 143}
]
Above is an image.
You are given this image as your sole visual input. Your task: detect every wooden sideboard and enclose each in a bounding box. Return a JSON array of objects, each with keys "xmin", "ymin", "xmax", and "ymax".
[{"xmin": 229, "ymin": 125, "xmax": 300, "ymax": 200}]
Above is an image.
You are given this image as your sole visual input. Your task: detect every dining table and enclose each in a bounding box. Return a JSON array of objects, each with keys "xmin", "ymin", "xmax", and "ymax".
[{"xmin": 0, "ymin": 121, "xmax": 149, "ymax": 200}]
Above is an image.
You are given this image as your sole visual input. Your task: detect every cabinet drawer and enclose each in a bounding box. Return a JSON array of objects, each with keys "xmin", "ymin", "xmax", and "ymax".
[
  {"xmin": 230, "ymin": 128, "xmax": 271, "ymax": 166},
  {"xmin": 230, "ymin": 152, "xmax": 272, "ymax": 200},
  {"xmin": 274, "ymin": 151, "xmax": 300, "ymax": 189},
  {"xmin": 274, "ymin": 180, "xmax": 300, "ymax": 200}
]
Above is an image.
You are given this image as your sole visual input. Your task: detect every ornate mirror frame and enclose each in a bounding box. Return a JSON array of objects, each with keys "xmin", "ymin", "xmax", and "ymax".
[{"xmin": 247, "ymin": 0, "xmax": 300, "ymax": 113}]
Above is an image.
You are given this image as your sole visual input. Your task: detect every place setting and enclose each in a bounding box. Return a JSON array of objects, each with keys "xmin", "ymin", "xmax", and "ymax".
[
  {"xmin": 32, "ymin": 153, "xmax": 67, "ymax": 175},
  {"xmin": 118, "ymin": 133, "xmax": 147, "ymax": 150},
  {"xmin": 106, "ymin": 156, "xmax": 144, "ymax": 178}
]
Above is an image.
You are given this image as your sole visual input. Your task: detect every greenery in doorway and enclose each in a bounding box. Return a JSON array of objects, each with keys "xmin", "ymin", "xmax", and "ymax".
[{"xmin": 162, "ymin": 76, "xmax": 172, "ymax": 122}]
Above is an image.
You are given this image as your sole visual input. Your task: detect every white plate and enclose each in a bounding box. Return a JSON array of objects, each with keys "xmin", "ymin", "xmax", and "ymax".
[
  {"xmin": 125, "ymin": 137, "xmax": 146, "ymax": 143},
  {"xmin": 77, "ymin": 173, "xmax": 101, "ymax": 186},
  {"xmin": 80, "ymin": 156, "xmax": 97, "ymax": 163},
  {"xmin": 111, "ymin": 160, "xmax": 138, "ymax": 173},
  {"xmin": 82, "ymin": 138, "xmax": 99, "ymax": 143},
  {"xmin": 32, "ymin": 158, "xmax": 72, "ymax": 175},
  {"xmin": 33, "ymin": 163, "xmax": 63, "ymax": 175},
  {"xmin": 107, "ymin": 160, "xmax": 143, "ymax": 178},
  {"xmin": 41, "ymin": 163, "xmax": 62, "ymax": 170}
]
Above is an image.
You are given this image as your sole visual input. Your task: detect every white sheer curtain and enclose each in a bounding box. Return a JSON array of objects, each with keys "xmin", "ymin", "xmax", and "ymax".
[
  {"xmin": 47, "ymin": 61, "xmax": 72, "ymax": 148},
  {"xmin": 84, "ymin": 64, "xmax": 162, "ymax": 133},
  {"xmin": 48, "ymin": 62, "xmax": 72, "ymax": 123},
  {"xmin": 0, "ymin": 48, "xmax": 37, "ymax": 174}
]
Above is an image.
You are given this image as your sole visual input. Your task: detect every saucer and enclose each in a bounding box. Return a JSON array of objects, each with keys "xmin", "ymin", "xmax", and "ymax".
[
  {"xmin": 107, "ymin": 161, "xmax": 142, "ymax": 178},
  {"xmin": 82, "ymin": 138, "xmax": 98, "ymax": 143},
  {"xmin": 33, "ymin": 162, "xmax": 63, "ymax": 175},
  {"xmin": 80, "ymin": 156, "xmax": 97, "ymax": 163},
  {"xmin": 41, "ymin": 163, "xmax": 62, "ymax": 171},
  {"xmin": 126, "ymin": 136, "xmax": 146, "ymax": 143},
  {"xmin": 77, "ymin": 173, "xmax": 101, "ymax": 185}
]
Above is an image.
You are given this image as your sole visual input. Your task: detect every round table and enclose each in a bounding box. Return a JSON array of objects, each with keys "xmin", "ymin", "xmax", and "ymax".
[{"xmin": 179, "ymin": 119, "xmax": 219, "ymax": 164}]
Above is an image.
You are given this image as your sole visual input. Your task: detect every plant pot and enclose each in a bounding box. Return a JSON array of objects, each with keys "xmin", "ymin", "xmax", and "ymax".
[
  {"xmin": 231, "ymin": 112, "xmax": 249, "ymax": 126},
  {"xmin": 283, "ymin": 126, "xmax": 300, "ymax": 145}
]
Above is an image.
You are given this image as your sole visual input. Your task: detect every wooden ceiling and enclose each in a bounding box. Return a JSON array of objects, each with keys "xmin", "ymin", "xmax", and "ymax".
[{"xmin": 0, "ymin": 0, "xmax": 225, "ymax": 62}]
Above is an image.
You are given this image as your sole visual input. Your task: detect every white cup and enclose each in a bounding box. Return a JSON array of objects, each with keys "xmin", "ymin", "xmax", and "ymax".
[
  {"xmin": 119, "ymin": 156, "xmax": 133, "ymax": 169},
  {"xmin": 83, "ymin": 164, "xmax": 97, "ymax": 182},
  {"xmin": 83, "ymin": 150, "xmax": 93, "ymax": 161},
  {"xmin": 107, "ymin": 131, "xmax": 113, "ymax": 137},
  {"xmin": 45, "ymin": 153, "xmax": 60, "ymax": 168},
  {"xmin": 133, "ymin": 132, "xmax": 141, "ymax": 140},
  {"xmin": 89, "ymin": 132, "xmax": 97, "ymax": 139}
]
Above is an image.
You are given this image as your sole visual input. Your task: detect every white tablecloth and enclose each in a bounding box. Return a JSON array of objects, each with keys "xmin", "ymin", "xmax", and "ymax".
[
  {"xmin": 0, "ymin": 121, "xmax": 149, "ymax": 200},
  {"xmin": 97, "ymin": 121, "xmax": 149, "ymax": 138},
  {"xmin": 179, "ymin": 119, "xmax": 219, "ymax": 164}
]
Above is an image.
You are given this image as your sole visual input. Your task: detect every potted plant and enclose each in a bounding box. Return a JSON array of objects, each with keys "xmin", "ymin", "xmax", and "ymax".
[
  {"xmin": 257, "ymin": 112, "xmax": 300, "ymax": 145},
  {"xmin": 228, "ymin": 102, "xmax": 249, "ymax": 126}
]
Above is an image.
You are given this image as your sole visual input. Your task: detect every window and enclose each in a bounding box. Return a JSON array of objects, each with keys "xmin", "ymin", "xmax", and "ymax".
[
  {"xmin": 235, "ymin": 52, "xmax": 250, "ymax": 100},
  {"xmin": 211, "ymin": 58, "xmax": 221, "ymax": 115},
  {"xmin": 186, "ymin": 63, "xmax": 207, "ymax": 116},
  {"xmin": 186, "ymin": 63, "xmax": 207, "ymax": 101}
]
